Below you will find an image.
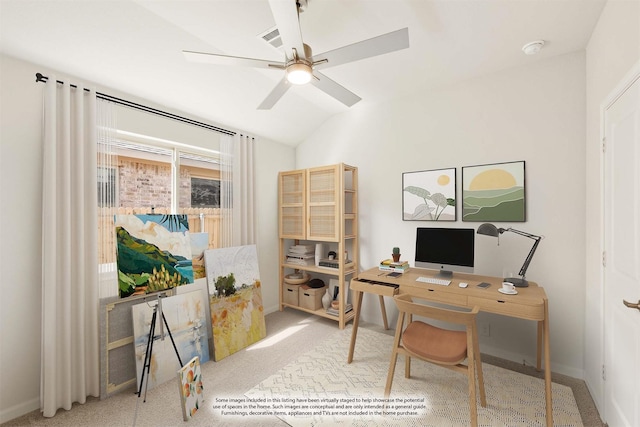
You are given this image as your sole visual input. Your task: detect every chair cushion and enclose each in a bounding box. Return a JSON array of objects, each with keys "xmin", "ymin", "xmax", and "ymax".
[{"xmin": 402, "ymin": 321, "xmax": 467, "ymax": 364}]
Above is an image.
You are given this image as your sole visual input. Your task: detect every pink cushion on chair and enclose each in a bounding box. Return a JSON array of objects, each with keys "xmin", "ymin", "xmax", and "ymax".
[{"xmin": 402, "ymin": 321, "xmax": 467, "ymax": 364}]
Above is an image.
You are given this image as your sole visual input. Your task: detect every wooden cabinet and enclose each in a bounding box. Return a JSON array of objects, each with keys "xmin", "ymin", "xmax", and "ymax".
[
  {"xmin": 278, "ymin": 169, "xmax": 306, "ymax": 239},
  {"xmin": 278, "ymin": 163, "xmax": 358, "ymax": 329}
]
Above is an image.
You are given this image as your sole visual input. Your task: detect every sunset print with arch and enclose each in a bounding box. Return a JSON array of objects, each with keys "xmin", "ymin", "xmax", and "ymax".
[
  {"xmin": 468, "ymin": 169, "xmax": 515, "ymax": 191},
  {"xmin": 462, "ymin": 161, "xmax": 525, "ymax": 221}
]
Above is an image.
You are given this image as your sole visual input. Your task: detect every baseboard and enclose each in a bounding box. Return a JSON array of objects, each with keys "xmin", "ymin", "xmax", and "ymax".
[
  {"xmin": 263, "ymin": 303, "xmax": 281, "ymax": 315},
  {"xmin": 584, "ymin": 374, "xmax": 605, "ymax": 418},
  {"xmin": 0, "ymin": 397, "xmax": 39, "ymax": 424},
  {"xmin": 480, "ymin": 343, "xmax": 585, "ymax": 380}
]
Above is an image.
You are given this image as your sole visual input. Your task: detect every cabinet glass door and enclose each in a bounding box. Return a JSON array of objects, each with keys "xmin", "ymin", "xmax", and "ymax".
[
  {"xmin": 279, "ymin": 170, "xmax": 305, "ymax": 238},
  {"xmin": 307, "ymin": 165, "xmax": 339, "ymax": 241}
]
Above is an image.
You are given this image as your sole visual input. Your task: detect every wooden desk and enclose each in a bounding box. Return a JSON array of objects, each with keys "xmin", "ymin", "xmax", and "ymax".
[{"xmin": 347, "ymin": 267, "xmax": 552, "ymax": 427}]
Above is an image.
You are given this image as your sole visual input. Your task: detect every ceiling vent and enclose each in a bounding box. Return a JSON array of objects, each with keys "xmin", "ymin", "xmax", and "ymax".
[
  {"xmin": 258, "ymin": 1, "xmax": 307, "ymax": 51},
  {"xmin": 258, "ymin": 26, "xmax": 283, "ymax": 50}
]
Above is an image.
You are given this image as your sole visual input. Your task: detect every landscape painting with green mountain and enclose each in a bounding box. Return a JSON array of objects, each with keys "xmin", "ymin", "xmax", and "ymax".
[
  {"xmin": 462, "ymin": 161, "xmax": 526, "ymax": 222},
  {"xmin": 114, "ymin": 214, "xmax": 193, "ymax": 298}
]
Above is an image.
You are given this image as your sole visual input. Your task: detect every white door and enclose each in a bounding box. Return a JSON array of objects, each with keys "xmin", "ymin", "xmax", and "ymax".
[{"xmin": 603, "ymin": 70, "xmax": 640, "ymax": 427}]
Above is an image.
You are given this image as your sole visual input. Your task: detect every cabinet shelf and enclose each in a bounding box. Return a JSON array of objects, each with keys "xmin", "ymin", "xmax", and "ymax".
[
  {"xmin": 282, "ymin": 263, "xmax": 357, "ymax": 276},
  {"xmin": 281, "ymin": 303, "xmax": 357, "ymax": 322},
  {"xmin": 278, "ymin": 164, "xmax": 359, "ymax": 329}
]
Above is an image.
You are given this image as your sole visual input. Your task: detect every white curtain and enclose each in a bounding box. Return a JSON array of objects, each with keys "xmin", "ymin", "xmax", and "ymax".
[
  {"xmin": 219, "ymin": 133, "xmax": 256, "ymax": 246},
  {"xmin": 96, "ymin": 100, "xmax": 119, "ymax": 299},
  {"xmin": 236, "ymin": 134, "xmax": 256, "ymax": 245},
  {"xmin": 220, "ymin": 135, "xmax": 234, "ymax": 247},
  {"xmin": 41, "ymin": 77, "xmax": 100, "ymax": 417}
]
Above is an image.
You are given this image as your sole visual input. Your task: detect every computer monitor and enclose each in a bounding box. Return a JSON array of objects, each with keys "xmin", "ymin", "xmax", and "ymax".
[{"xmin": 414, "ymin": 227, "xmax": 475, "ymax": 277}]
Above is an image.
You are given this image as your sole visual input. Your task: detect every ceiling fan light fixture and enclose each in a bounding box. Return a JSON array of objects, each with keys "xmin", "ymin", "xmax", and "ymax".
[{"xmin": 286, "ymin": 62, "xmax": 312, "ymax": 85}]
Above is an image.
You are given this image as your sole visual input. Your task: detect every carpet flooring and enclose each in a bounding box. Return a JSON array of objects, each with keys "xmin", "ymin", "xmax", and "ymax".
[
  {"xmin": 245, "ymin": 326, "xmax": 582, "ymax": 426},
  {"xmin": 2, "ymin": 309, "xmax": 603, "ymax": 426}
]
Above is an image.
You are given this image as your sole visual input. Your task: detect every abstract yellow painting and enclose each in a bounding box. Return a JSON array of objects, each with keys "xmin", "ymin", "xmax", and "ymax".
[
  {"xmin": 204, "ymin": 245, "xmax": 267, "ymax": 361},
  {"xmin": 209, "ymin": 282, "xmax": 266, "ymax": 361}
]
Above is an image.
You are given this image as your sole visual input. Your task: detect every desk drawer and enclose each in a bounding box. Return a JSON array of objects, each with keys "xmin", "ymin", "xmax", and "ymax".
[
  {"xmin": 408, "ymin": 287, "xmax": 467, "ymax": 306},
  {"xmin": 351, "ymin": 279, "xmax": 399, "ymax": 297},
  {"xmin": 468, "ymin": 296, "xmax": 544, "ymax": 320}
]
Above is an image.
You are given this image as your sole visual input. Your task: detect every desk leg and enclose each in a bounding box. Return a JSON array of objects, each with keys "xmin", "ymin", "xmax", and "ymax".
[
  {"xmin": 537, "ymin": 321, "xmax": 543, "ymax": 371},
  {"xmin": 543, "ymin": 300, "xmax": 553, "ymax": 427},
  {"xmin": 347, "ymin": 289, "xmax": 364, "ymax": 364},
  {"xmin": 379, "ymin": 295, "xmax": 389, "ymax": 330}
]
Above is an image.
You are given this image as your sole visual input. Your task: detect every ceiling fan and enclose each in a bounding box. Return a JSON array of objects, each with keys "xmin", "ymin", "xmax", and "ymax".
[{"xmin": 183, "ymin": 0, "xmax": 409, "ymax": 110}]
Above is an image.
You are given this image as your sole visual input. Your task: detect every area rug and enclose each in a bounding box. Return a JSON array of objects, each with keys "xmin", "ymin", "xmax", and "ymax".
[{"xmin": 244, "ymin": 326, "xmax": 582, "ymax": 426}]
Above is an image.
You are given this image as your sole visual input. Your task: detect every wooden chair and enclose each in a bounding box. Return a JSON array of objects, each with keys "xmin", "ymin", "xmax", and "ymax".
[{"xmin": 384, "ymin": 294, "xmax": 486, "ymax": 426}]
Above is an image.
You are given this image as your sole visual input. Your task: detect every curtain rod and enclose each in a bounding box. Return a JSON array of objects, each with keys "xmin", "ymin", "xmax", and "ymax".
[{"xmin": 35, "ymin": 72, "xmax": 236, "ymax": 136}]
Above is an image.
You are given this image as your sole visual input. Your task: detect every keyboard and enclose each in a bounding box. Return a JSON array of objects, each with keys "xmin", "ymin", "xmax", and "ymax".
[{"xmin": 416, "ymin": 276, "xmax": 451, "ymax": 286}]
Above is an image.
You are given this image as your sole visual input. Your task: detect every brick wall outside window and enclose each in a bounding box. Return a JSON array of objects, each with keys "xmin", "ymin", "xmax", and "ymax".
[{"xmin": 117, "ymin": 158, "xmax": 216, "ymax": 208}]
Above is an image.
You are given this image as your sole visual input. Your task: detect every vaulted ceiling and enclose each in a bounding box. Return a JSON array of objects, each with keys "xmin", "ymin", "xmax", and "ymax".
[{"xmin": 0, "ymin": 0, "xmax": 605, "ymax": 146}]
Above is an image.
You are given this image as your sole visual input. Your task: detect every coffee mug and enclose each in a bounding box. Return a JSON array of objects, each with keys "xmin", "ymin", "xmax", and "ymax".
[{"xmin": 501, "ymin": 282, "xmax": 516, "ymax": 292}]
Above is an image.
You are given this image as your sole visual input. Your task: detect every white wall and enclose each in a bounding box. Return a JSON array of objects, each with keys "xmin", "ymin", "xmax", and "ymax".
[
  {"xmin": 0, "ymin": 54, "xmax": 43, "ymax": 423},
  {"xmin": 297, "ymin": 52, "xmax": 587, "ymax": 378},
  {"xmin": 255, "ymin": 138, "xmax": 296, "ymax": 314},
  {"xmin": 0, "ymin": 53, "xmax": 293, "ymax": 423},
  {"xmin": 584, "ymin": 0, "xmax": 640, "ymax": 415}
]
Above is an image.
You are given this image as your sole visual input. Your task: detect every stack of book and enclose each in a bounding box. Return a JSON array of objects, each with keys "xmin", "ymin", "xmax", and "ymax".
[
  {"xmin": 286, "ymin": 245, "xmax": 315, "ymax": 266},
  {"xmin": 379, "ymin": 259, "xmax": 410, "ymax": 273},
  {"xmin": 326, "ymin": 303, "xmax": 353, "ymax": 316},
  {"xmin": 318, "ymin": 258, "xmax": 342, "ymax": 268}
]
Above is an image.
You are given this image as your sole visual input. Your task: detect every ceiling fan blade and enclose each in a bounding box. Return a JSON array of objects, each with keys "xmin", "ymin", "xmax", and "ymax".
[
  {"xmin": 183, "ymin": 50, "xmax": 284, "ymax": 70},
  {"xmin": 311, "ymin": 72, "xmax": 361, "ymax": 107},
  {"xmin": 313, "ymin": 27, "xmax": 409, "ymax": 70},
  {"xmin": 268, "ymin": 0, "xmax": 307, "ymax": 60},
  {"xmin": 257, "ymin": 77, "xmax": 291, "ymax": 110}
]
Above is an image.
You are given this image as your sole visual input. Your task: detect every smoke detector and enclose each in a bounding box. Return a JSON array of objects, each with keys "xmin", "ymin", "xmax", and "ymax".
[{"xmin": 522, "ymin": 40, "xmax": 545, "ymax": 55}]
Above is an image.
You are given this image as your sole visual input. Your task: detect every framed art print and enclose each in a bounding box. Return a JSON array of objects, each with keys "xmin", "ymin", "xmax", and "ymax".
[
  {"xmin": 402, "ymin": 168, "xmax": 456, "ymax": 221},
  {"xmin": 462, "ymin": 161, "xmax": 526, "ymax": 222}
]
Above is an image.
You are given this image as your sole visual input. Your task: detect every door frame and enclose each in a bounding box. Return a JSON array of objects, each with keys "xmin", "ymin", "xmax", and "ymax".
[{"xmin": 599, "ymin": 59, "xmax": 640, "ymax": 423}]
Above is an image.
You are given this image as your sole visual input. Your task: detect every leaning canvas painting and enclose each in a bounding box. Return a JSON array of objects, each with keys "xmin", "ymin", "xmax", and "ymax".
[
  {"xmin": 132, "ymin": 291, "xmax": 209, "ymax": 392},
  {"xmin": 189, "ymin": 232, "xmax": 209, "ymax": 281},
  {"xmin": 177, "ymin": 356, "xmax": 204, "ymax": 421},
  {"xmin": 204, "ymin": 245, "xmax": 267, "ymax": 361},
  {"xmin": 115, "ymin": 214, "xmax": 194, "ymax": 298}
]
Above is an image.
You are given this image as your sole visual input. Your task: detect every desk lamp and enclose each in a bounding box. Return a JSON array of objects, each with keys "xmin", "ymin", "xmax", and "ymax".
[{"xmin": 477, "ymin": 223, "xmax": 542, "ymax": 287}]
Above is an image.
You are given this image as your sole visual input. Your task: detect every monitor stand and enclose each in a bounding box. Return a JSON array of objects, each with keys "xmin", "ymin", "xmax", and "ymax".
[{"xmin": 438, "ymin": 269, "xmax": 453, "ymax": 278}]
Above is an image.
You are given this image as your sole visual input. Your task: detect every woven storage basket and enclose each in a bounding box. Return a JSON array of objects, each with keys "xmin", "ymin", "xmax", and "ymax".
[{"xmin": 284, "ymin": 272, "xmax": 310, "ymax": 285}]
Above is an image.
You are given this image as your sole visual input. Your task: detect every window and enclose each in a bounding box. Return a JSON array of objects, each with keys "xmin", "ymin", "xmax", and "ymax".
[
  {"xmin": 97, "ymin": 133, "xmax": 223, "ymax": 268},
  {"xmin": 190, "ymin": 177, "xmax": 220, "ymax": 208},
  {"xmin": 178, "ymin": 151, "xmax": 222, "ymax": 210},
  {"xmin": 96, "ymin": 102, "xmax": 233, "ymax": 299},
  {"xmin": 97, "ymin": 166, "xmax": 117, "ymax": 207}
]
